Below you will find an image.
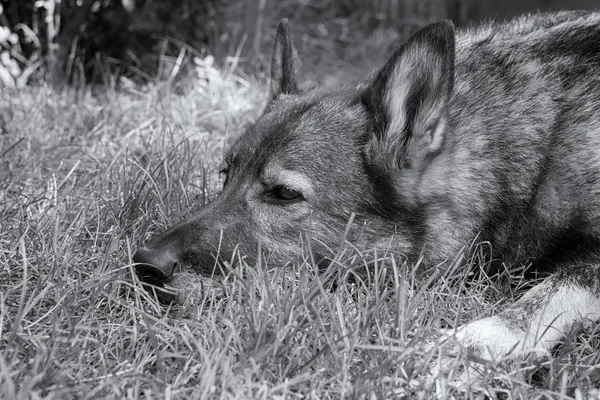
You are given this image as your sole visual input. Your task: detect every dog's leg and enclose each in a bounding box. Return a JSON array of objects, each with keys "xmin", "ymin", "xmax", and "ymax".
[{"xmin": 448, "ymin": 265, "xmax": 600, "ymax": 361}]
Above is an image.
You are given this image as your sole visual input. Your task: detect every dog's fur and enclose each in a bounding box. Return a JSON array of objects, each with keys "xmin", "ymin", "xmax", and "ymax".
[{"xmin": 134, "ymin": 11, "xmax": 600, "ymax": 363}]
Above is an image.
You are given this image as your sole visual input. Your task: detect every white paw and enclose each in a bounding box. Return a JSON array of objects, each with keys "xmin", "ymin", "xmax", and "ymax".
[
  {"xmin": 448, "ymin": 316, "xmax": 525, "ymax": 360},
  {"xmin": 429, "ymin": 316, "xmax": 549, "ymax": 387}
]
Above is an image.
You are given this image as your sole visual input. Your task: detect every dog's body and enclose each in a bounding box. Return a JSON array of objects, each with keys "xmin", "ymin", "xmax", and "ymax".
[{"xmin": 134, "ymin": 11, "xmax": 600, "ymax": 362}]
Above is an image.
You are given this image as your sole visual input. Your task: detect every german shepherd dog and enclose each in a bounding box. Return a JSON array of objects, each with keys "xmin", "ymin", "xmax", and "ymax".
[{"xmin": 134, "ymin": 11, "xmax": 600, "ymax": 366}]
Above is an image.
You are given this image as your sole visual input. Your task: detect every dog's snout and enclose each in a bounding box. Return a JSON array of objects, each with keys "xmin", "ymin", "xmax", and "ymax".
[{"xmin": 133, "ymin": 247, "xmax": 178, "ymax": 283}]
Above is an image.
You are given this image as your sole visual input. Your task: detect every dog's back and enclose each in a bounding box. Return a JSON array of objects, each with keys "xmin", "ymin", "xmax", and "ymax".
[
  {"xmin": 421, "ymin": 11, "xmax": 600, "ymax": 364},
  {"xmin": 416, "ymin": 11, "xmax": 600, "ymax": 269}
]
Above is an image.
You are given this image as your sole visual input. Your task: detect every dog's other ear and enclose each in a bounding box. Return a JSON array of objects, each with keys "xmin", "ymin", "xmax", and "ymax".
[
  {"xmin": 270, "ymin": 18, "xmax": 300, "ymax": 99},
  {"xmin": 363, "ymin": 20, "xmax": 455, "ymax": 170}
]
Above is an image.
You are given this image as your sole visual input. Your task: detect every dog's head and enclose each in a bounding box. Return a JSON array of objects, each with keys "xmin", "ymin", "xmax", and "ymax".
[{"xmin": 133, "ymin": 19, "xmax": 456, "ymax": 301}]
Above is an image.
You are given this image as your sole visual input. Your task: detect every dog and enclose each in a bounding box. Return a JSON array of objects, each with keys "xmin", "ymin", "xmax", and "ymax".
[{"xmin": 133, "ymin": 11, "xmax": 600, "ymax": 365}]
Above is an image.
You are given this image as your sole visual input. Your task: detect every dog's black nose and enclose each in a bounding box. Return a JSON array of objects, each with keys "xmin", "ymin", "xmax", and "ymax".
[{"xmin": 133, "ymin": 247, "xmax": 178, "ymax": 283}]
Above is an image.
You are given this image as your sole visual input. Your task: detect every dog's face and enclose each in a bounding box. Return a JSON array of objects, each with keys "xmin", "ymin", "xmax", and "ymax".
[
  {"xmin": 222, "ymin": 92, "xmax": 373, "ymax": 254},
  {"xmin": 133, "ymin": 19, "xmax": 456, "ymax": 301}
]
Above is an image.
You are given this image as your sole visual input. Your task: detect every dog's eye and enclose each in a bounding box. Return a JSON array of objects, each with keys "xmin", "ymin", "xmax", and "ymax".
[{"xmin": 267, "ymin": 186, "xmax": 303, "ymax": 204}]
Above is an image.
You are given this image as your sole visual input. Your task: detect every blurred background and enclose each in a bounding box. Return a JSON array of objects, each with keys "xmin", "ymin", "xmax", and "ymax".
[{"xmin": 0, "ymin": 0, "xmax": 598, "ymax": 88}]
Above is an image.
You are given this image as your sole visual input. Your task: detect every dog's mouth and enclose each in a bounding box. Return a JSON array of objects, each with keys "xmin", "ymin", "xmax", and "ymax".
[
  {"xmin": 137, "ymin": 270, "xmax": 214, "ymax": 306},
  {"xmin": 138, "ymin": 278, "xmax": 180, "ymax": 304},
  {"xmin": 136, "ymin": 270, "xmax": 170, "ymax": 286}
]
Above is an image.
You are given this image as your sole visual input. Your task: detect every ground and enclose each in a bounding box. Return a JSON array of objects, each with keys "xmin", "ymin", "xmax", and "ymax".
[{"xmin": 1, "ymin": 14, "xmax": 600, "ymax": 400}]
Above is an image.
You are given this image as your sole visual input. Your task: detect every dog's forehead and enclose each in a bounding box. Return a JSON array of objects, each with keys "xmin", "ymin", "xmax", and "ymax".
[
  {"xmin": 268, "ymin": 89, "xmax": 366, "ymax": 132},
  {"xmin": 294, "ymin": 95, "xmax": 365, "ymax": 134},
  {"xmin": 270, "ymin": 90, "xmax": 362, "ymax": 122},
  {"xmin": 230, "ymin": 90, "xmax": 367, "ymax": 171}
]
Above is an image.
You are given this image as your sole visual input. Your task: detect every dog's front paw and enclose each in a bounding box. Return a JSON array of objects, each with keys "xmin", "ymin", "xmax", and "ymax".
[
  {"xmin": 446, "ymin": 316, "xmax": 526, "ymax": 360},
  {"xmin": 430, "ymin": 316, "xmax": 534, "ymax": 387}
]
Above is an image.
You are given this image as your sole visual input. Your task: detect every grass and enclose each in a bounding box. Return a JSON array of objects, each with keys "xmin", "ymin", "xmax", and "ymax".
[{"xmin": 2, "ymin": 27, "xmax": 600, "ymax": 400}]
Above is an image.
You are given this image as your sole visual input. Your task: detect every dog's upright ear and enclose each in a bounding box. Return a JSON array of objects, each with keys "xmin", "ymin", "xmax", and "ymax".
[
  {"xmin": 270, "ymin": 18, "xmax": 301, "ymax": 99},
  {"xmin": 363, "ymin": 21, "xmax": 455, "ymax": 170}
]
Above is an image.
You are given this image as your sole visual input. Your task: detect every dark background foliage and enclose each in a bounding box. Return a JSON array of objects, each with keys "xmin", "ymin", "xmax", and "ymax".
[{"xmin": 0, "ymin": 0, "xmax": 597, "ymax": 86}]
